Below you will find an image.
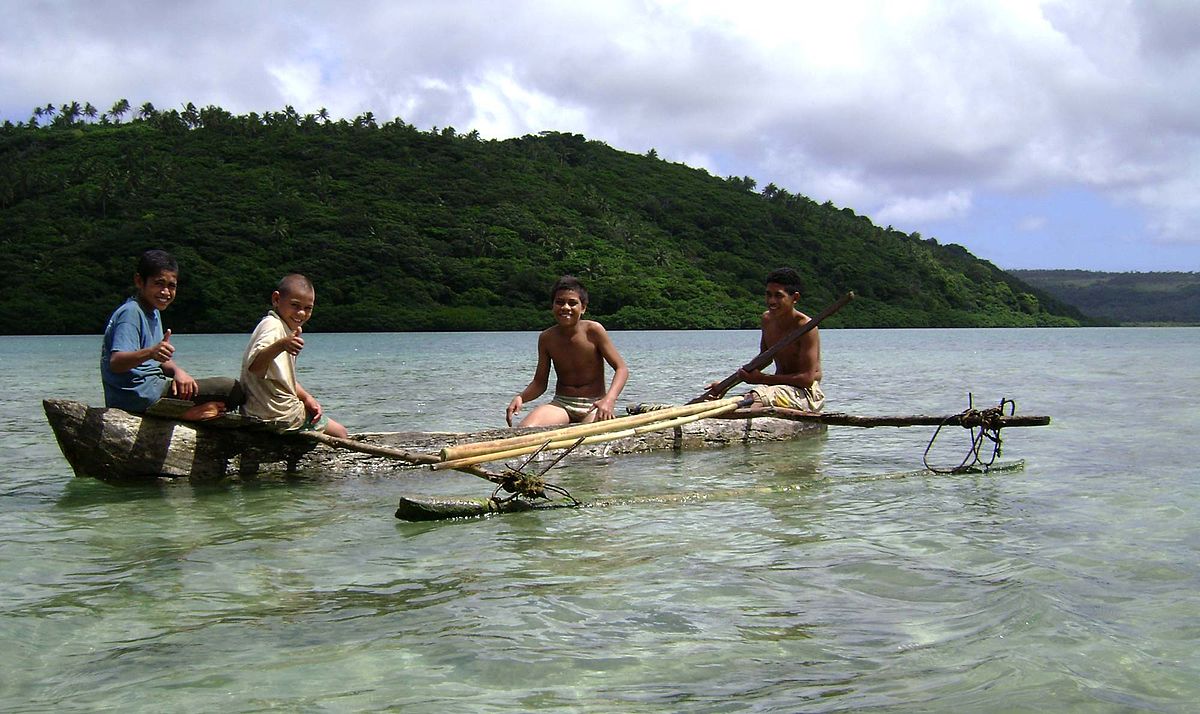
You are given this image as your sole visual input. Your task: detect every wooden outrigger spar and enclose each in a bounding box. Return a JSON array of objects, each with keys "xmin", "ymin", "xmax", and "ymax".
[{"xmin": 717, "ymin": 405, "xmax": 1050, "ymax": 429}]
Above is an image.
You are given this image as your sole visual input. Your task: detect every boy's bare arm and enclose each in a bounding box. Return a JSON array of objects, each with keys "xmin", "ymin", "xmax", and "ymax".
[
  {"xmin": 248, "ymin": 329, "xmax": 304, "ymax": 377},
  {"xmin": 506, "ymin": 332, "xmax": 553, "ymax": 425},
  {"xmin": 108, "ymin": 329, "xmax": 175, "ymax": 374},
  {"xmin": 590, "ymin": 324, "xmax": 629, "ymax": 420},
  {"xmin": 741, "ymin": 330, "xmax": 821, "ymax": 389},
  {"xmin": 295, "ymin": 382, "xmax": 323, "ymax": 420}
]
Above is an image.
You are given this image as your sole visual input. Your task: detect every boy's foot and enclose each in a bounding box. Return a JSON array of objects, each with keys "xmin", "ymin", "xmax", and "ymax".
[{"xmin": 180, "ymin": 402, "xmax": 226, "ymax": 421}]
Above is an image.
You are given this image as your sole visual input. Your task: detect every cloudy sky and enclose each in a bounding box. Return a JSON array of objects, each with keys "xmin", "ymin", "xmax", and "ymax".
[{"xmin": 4, "ymin": 0, "xmax": 1199, "ymax": 271}]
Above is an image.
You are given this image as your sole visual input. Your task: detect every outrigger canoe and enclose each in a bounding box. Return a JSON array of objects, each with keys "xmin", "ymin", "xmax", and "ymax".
[
  {"xmin": 43, "ymin": 397, "xmax": 1049, "ymax": 485},
  {"xmin": 41, "ymin": 398, "xmax": 826, "ymax": 483}
]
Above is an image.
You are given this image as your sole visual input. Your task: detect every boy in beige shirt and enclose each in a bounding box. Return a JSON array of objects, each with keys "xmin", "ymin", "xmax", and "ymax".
[{"xmin": 240, "ymin": 273, "xmax": 348, "ymax": 437}]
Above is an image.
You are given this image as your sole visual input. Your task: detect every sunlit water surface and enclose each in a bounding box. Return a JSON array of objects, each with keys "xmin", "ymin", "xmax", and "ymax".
[{"xmin": 1, "ymin": 328, "xmax": 1197, "ymax": 712}]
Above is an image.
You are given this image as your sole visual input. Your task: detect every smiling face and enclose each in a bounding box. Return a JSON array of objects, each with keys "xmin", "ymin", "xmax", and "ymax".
[
  {"xmin": 551, "ymin": 288, "xmax": 586, "ymax": 326},
  {"xmin": 134, "ymin": 270, "xmax": 178, "ymax": 312},
  {"xmin": 764, "ymin": 282, "xmax": 799, "ymax": 315},
  {"xmin": 272, "ymin": 286, "xmax": 316, "ymax": 332}
]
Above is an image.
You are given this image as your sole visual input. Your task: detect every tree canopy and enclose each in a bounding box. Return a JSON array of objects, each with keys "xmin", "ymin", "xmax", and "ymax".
[
  {"xmin": 0, "ymin": 102, "xmax": 1087, "ymax": 334},
  {"xmin": 1011, "ymin": 270, "xmax": 1200, "ymax": 325}
]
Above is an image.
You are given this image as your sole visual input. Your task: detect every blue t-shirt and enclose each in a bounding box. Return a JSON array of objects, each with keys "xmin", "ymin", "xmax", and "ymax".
[{"xmin": 100, "ymin": 298, "xmax": 168, "ymax": 411}]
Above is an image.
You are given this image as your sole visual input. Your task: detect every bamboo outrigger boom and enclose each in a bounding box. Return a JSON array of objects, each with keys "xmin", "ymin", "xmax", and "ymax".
[
  {"xmin": 438, "ymin": 396, "xmax": 745, "ymax": 463},
  {"xmin": 433, "ymin": 398, "xmax": 745, "ymax": 470}
]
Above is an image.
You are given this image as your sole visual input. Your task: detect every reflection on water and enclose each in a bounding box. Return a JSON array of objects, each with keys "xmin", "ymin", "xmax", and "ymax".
[{"xmin": 1, "ymin": 328, "xmax": 1198, "ymax": 711}]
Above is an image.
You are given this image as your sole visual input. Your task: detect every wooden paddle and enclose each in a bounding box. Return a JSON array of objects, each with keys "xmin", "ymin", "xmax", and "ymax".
[{"xmin": 690, "ymin": 291, "xmax": 855, "ymax": 404}]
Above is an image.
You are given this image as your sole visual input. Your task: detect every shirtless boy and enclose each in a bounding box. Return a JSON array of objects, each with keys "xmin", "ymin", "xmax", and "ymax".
[
  {"xmin": 240, "ymin": 273, "xmax": 348, "ymax": 437},
  {"xmin": 100, "ymin": 249, "xmax": 242, "ymax": 421},
  {"xmin": 727, "ymin": 267, "xmax": 825, "ymax": 412},
  {"xmin": 506, "ymin": 276, "xmax": 630, "ymax": 427}
]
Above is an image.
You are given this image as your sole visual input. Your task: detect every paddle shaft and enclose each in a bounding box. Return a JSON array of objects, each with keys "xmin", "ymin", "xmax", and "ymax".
[{"xmin": 690, "ymin": 291, "xmax": 854, "ymax": 404}]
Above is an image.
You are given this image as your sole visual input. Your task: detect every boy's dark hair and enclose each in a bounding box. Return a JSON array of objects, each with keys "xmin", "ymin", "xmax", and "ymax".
[
  {"xmin": 276, "ymin": 273, "xmax": 314, "ymax": 297},
  {"xmin": 766, "ymin": 267, "xmax": 803, "ymax": 296},
  {"xmin": 136, "ymin": 249, "xmax": 178, "ymax": 279},
  {"xmin": 551, "ymin": 275, "xmax": 588, "ymax": 304}
]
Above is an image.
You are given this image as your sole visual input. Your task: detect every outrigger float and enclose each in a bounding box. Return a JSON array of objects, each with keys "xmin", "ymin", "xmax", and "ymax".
[{"xmin": 41, "ymin": 292, "xmax": 1052, "ymax": 520}]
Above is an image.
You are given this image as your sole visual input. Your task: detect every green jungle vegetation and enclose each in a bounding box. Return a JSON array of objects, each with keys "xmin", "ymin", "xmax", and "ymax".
[
  {"xmin": 1010, "ymin": 270, "xmax": 1200, "ymax": 325},
  {"xmin": 1, "ymin": 100, "xmax": 1087, "ymax": 334}
]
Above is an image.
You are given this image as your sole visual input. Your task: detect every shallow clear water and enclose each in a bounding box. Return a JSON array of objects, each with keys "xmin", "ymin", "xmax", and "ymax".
[{"xmin": 1, "ymin": 328, "xmax": 1197, "ymax": 712}]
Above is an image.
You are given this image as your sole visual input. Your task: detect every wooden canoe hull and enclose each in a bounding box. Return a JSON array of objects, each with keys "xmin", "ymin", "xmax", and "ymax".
[{"xmin": 42, "ymin": 399, "xmax": 822, "ymax": 483}]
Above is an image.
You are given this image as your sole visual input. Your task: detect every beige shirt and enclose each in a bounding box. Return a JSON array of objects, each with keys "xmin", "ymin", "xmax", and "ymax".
[{"xmin": 240, "ymin": 311, "xmax": 306, "ymax": 429}]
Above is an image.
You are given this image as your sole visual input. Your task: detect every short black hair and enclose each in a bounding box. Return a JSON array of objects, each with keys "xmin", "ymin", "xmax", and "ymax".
[
  {"xmin": 136, "ymin": 249, "xmax": 178, "ymax": 280},
  {"xmin": 551, "ymin": 275, "xmax": 588, "ymax": 304},
  {"xmin": 766, "ymin": 267, "xmax": 803, "ymax": 295},
  {"xmin": 276, "ymin": 273, "xmax": 314, "ymax": 297}
]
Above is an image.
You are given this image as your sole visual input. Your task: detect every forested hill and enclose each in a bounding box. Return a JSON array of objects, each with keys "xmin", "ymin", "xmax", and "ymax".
[
  {"xmin": 1010, "ymin": 270, "xmax": 1200, "ymax": 325},
  {"xmin": 0, "ymin": 105, "xmax": 1086, "ymax": 334}
]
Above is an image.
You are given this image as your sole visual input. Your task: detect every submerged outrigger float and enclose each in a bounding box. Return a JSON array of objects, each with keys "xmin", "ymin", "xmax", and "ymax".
[{"xmin": 42, "ymin": 292, "xmax": 1052, "ymax": 521}]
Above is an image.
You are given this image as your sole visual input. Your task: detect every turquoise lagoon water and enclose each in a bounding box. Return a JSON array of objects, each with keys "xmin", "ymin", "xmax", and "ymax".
[{"xmin": 1, "ymin": 328, "xmax": 1197, "ymax": 712}]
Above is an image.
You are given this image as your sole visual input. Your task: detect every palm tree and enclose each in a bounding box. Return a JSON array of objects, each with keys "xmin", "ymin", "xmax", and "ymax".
[
  {"xmin": 354, "ymin": 111, "xmax": 376, "ymax": 129},
  {"xmin": 83, "ymin": 102, "xmax": 98, "ymax": 122},
  {"xmin": 181, "ymin": 102, "xmax": 199, "ymax": 128},
  {"xmin": 109, "ymin": 98, "xmax": 130, "ymax": 123},
  {"xmin": 138, "ymin": 102, "xmax": 157, "ymax": 120},
  {"xmin": 316, "ymin": 107, "xmax": 330, "ymax": 124},
  {"xmin": 60, "ymin": 101, "xmax": 82, "ymax": 125}
]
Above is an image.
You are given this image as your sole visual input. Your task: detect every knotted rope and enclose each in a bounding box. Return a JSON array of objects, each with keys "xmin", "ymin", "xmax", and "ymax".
[
  {"xmin": 490, "ymin": 436, "xmax": 582, "ymax": 507},
  {"xmin": 923, "ymin": 395, "xmax": 1017, "ymax": 474}
]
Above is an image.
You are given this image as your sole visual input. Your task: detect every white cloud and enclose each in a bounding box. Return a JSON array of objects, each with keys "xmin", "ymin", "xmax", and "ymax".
[
  {"xmin": 1018, "ymin": 216, "xmax": 1048, "ymax": 233},
  {"xmin": 875, "ymin": 190, "xmax": 974, "ymax": 228},
  {"xmin": 465, "ymin": 68, "xmax": 588, "ymax": 139}
]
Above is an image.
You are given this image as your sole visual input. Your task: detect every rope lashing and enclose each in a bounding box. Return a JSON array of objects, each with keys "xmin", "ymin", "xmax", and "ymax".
[
  {"xmin": 923, "ymin": 395, "xmax": 1017, "ymax": 474},
  {"xmin": 490, "ymin": 436, "xmax": 583, "ymax": 507}
]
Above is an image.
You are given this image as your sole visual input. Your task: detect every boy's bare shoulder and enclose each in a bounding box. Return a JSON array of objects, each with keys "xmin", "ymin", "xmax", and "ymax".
[{"xmin": 584, "ymin": 319, "xmax": 617, "ymax": 341}]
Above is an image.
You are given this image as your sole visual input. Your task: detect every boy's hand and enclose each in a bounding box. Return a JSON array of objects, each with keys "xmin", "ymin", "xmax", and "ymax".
[
  {"xmin": 282, "ymin": 327, "xmax": 305, "ymax": 356},
  {"xmin": 150, "ymin": 329, "xmax": 175, "ymax": 362},
  {"xmin": 738, "ymin": 367, "xmax": 766, "ymax": 385},
  {"xmin": 302, "ymin": 393, "xmax": 322, "ymax": 421},
  {"xmin": 171, "ymin": 366, "xmax": 198, "ymax": 400},
  {"xmin": 592, "ymin": 397, "xmax": 615, "ymax": 421},
  {"xmin": 505, "ymin": 396, "xmax": 523, "ymax": 426}
]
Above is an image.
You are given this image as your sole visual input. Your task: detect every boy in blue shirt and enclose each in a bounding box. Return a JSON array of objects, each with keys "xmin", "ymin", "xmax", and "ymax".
[{"xmin": 100, "ymin": 250, "xmax": 242, "ymax": 420}]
